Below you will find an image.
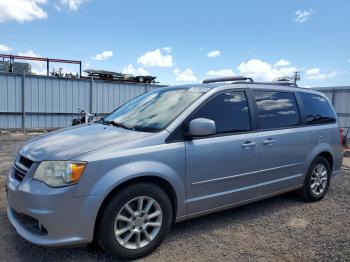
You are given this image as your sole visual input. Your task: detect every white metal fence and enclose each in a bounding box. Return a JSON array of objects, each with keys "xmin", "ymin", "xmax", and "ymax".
[
  {"xmin": 0, "ymin": 72, "xmax": 349, "ymax": 131},
  {"xmin": 0, "ymin": 72, "xmax": 160, "ymax": 129}
]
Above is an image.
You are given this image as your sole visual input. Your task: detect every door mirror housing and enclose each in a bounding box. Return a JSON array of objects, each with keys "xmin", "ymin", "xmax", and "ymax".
[{"xmin": 188, "ymin": 118, "xmax": 216, "ymax": 137}]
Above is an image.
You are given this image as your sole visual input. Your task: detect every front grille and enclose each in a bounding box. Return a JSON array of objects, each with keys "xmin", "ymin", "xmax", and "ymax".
[
  {"xmin": 14, "ymin": 169, "xmax": 26, "ymax": 181},
  {"xmin": 19, "ymin": 156, "xmax": 33, "ymax": 169},
  {"xmin": 11, "ymin": 208, "xmax": 48, "ymax": 235},
  {"xmin": 13, "ymin": 155, "xmax": 34, "ymax": 182}
]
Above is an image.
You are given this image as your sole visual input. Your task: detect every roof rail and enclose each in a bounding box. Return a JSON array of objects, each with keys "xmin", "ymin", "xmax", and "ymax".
[
  {"xmin": 256, "ymin": 81, "xmax": 298, "ymax": 87},
  {"xmin": 202, "ymin": 76, "xmax": 254, "ymax": 84}
]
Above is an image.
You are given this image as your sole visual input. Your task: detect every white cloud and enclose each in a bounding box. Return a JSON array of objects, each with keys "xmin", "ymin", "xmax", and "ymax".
[
  {"xmin": 238, "ymin": 59, "xmax": 297, "ymax": 81},
  {"xmin": 82, "ymin": 61, "xmax": 90, "ymax": 76},
  {"xmin": 207, "ymin": 50, "xmax": 221, "ymax": 58},
  {"xmin": 206, "ymin": 69, "xmax": 235, "ymax": 77},
  {"xmin": 305, "ymin": 67, "xmax": 337, "ymax": 80},
  {"xmin": 137, "ymin": 48, "xmax": 174, "ymax": 67},
  {"xmin": 274, "ymin": 59, "xmax": 290, "ymax": 67},
  {"xmin": 30, "ymin": 67, "xmax": 46, "ymax": 75},
  {"xmin": 294, "ymin": 9, "xmax": 313, "ymax": 23},
  {"xmin": 18, "ymin": 50, "xmax": 38, "ymax": 57},
  {"xmin": 257, "ymin": 99, "xmax": 293, "ymax": 111},
  {"xmin": 55, "ymin": 0, "xmax": 88, "ymax": 11},
  {"xmin": 162, "ymin": 46, "xmax": 172, "ymax": 53},
  {"xmin": 18, "ymin": 50, "xmax": 47, "ymax": 74},
  {"xmin": 122, "ymin": 64, "xmax": 149, "ymax": 76},
  {"xmin": 0, "ymin": 0, "xmax": 48, "ymax": 23},
  {"xmin": 0, "ymin": 44, "xmax": 12, "ymax": 52},
  {"xmin": 173, "ymin": 68, "xmax": 197, "ymax": 82},
  {"xmin": 92, "ymin": 51, "xmax": 113, "ymax": 61}
]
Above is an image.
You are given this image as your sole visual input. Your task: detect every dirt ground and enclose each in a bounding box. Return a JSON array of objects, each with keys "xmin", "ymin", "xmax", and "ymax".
[{"xmin": 0, "ymin": 131, "xmax": 349, "ymax": 262}]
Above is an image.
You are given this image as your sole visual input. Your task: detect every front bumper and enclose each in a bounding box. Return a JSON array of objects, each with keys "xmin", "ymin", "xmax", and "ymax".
[{"xmin": 6, "ymin": 166, "xmax": 101, "ymax": 247}]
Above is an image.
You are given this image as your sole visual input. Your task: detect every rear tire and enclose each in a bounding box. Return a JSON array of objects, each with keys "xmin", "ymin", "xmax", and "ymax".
[
  {"xmin": 299, "ymin": 156, "xmax": 331, "ymax": 202},
  {"xmin": 96, "ymin": 183, "xmax": 173, "ymax": 260}
]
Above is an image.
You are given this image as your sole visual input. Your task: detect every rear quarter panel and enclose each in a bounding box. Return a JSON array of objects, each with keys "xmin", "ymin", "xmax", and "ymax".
[
  {"xmin": 304, "ymin": 123, "xmax": 343, "ymax": 174},
  {"xmin": 298, "ymin": 90, "xmax": 342, "ymax": 176}
]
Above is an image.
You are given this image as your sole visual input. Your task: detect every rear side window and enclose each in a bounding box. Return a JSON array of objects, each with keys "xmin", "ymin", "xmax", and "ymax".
[
  {"xmin": 299, "ymin": 92, "xmax": 336, "ymax": 124},
  {"xmin": 254, "ymin": 91, "xmax": 300, "ymax": 130},
  {"xmin": 189, "ymin": 91, "xmax": 251, "ymax": 134}
]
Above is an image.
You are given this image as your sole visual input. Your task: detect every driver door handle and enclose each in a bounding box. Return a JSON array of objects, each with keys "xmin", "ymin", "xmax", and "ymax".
[{"xmin": 241, "ymin": 141, "xmax": 257, "ymax": 148}]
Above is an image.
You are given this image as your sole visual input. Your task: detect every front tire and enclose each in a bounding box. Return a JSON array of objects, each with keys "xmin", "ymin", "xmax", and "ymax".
[
  {"xmin": 96, "ymin": 183, "xmax": 173, "ymax": 260},
  {"xmin": 299, "ymin": 156, "xmax": 331, "ymax": 202}
]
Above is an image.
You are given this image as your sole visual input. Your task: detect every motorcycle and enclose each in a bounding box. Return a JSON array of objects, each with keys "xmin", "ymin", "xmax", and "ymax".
[{"xmin": 72, "ymin": 108, "xmax": 96, "ymax": 126}]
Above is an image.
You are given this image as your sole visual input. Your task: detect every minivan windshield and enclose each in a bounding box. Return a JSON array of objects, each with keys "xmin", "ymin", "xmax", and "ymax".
[{"xmin": 103, "ymin": 87, "xmax": 206, "ymax": 132}]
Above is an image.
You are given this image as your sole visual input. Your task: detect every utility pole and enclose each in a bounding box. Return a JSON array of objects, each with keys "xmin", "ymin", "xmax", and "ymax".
[{"xmin": 293, "ymin": 71, "xmax": 300, "ymax": 85}]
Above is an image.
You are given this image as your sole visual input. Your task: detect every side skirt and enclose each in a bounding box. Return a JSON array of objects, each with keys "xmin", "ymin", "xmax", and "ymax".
[{"xmin": 175, "ymin": 185, "xmax": 303, "ymax": 223}]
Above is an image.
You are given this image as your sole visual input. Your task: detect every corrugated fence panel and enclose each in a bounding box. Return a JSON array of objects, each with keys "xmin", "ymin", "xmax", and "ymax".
[
  {"xmin": 3, "ymin": 72, "xmax": 348, "ymax": 130},
  {"xmin": 335, "ymin": 91, "xmax": 350, "ymax": 128},
  {"xmin": 0, "ymin": 74, "xmax": 22, "ymax": 128},
  {"xmin": 334, "ymin": 91, "xmax": 350, "ymax": 114},
  {"xmin": 0, "ymin": 73, "xmax": 161, "ymax": 129},
  {"xmin": 338, "ymin": 116, "xmax": 349, "ymax": 128},
  {"xmin": 22, "ymin": 77, "xmax": 91, "ymax": 128},
  {"xmin": 92, "ymin": 81, "xmax": 149, "ymax": 114},
  {"xmin": 321, "ymin": 91, "xmax": 333, "ymax": 103}
]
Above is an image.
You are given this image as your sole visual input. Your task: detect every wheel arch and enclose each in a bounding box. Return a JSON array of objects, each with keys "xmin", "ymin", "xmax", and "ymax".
[
  {"xmin": 318, "ymin": 151, "xmax": 334, "ymax": 171},
  {"xmin": 305, "ymin": 143, "xmax": 335, "ymax": 174},
  {"xmin": 93, "ymin": 175, "xmax": 178, "ymax": 241}
]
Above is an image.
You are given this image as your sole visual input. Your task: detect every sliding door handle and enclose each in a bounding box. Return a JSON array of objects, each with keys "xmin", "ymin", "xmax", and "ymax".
[
  {"xmin": 241, "ymin": 141, "xmax": 257, "ymax": 148},
  {"xmin": 262, "ymin": 138, "xmax": 276, "ymax": 145}
]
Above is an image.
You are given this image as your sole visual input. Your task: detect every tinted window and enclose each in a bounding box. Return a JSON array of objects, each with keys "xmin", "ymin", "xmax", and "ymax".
[
  {"xmin": 189, "ymin": 91, "xmax": 251, "ymax": 134},
  {"xmin": 299, "ymin": 92, "xmax": 336, "ymax": 124},
  {"xmin": 254, "ymin": 91, "xmax": 300, "ymax": 129}
]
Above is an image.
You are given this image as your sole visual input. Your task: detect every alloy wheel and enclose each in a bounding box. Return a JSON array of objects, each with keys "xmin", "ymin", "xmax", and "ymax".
[
  {"xmin": 114, "ymin": 196, "xmax": 163, "ymax": 250},
  {"xmin": 310, "ymin": 163, "xmax": 328, "ymax": 195}
]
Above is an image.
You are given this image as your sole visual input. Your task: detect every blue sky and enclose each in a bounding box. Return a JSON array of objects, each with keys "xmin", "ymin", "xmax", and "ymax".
[{"xmin": 0, "ymin": 0, "xmax": 349, "ymax": 87}]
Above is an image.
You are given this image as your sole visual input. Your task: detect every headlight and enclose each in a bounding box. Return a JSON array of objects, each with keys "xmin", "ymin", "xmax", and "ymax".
[{"xmin": 33, "ymin": 161, "xmax": 86, "ymax": 187}]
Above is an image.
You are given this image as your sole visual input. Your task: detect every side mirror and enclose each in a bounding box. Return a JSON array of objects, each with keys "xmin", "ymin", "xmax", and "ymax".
[{"xmin": 188, "ymin": 118, "xmax": 216, "ymax": 137}]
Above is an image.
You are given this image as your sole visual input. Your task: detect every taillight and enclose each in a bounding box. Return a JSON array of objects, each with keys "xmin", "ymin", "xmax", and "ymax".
[{"xmin": 340, "ymin": 128, "xmax": 344, "ymax": 146}]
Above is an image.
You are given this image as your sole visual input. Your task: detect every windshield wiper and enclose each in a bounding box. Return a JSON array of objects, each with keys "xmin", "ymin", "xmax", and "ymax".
[
  {"xmin": 102, "ymin": 119, "xmax": 132, "ymax": 130},
  {"xmin": 100, "ymin": 119, "xmax": 160, "ymax": 132},
  {"xmin": 131, "ymin": 125, "xmax": 161, "ymax": 133}
]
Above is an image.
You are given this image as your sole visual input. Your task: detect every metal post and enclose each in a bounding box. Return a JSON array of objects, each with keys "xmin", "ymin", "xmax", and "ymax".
[
  {"xmin": 47, "ymin": 59, "xmax": 49, "ymax": 76},
  {"xmin": 9, "ymin": 56, "xmax": 13, "ymax": 72},
  {"xmin": 331, "ymin": 89, "xmax": 336, "ymax": 106},
  {"xmin": 21, "ymin": 73, "xmax": 26, "ymax": 132},
  {"xmin": 294, "ymin": 71, "xmax": 300, "ymax": 85},
  {"xmin": 90, "ymin": 77, "xmax": 93, "ymax": 113},
  {"xmin": 79, "ymin": 61, "xmax": 82, "ymax": 78}
]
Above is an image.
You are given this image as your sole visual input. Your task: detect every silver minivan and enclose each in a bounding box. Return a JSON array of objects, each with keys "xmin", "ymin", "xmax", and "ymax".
[{"xmin": 6, "ymin": 76, "xmax": 343, "ymax": 260}]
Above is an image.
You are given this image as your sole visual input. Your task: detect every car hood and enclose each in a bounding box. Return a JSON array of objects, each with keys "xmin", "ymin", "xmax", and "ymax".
[{"xmin": 20, "ymin": 123, "xmax": 154, "ymax": 161}]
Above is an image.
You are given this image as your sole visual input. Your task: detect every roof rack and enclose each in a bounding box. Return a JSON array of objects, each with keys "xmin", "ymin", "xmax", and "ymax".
[
  {"xmin": 202, "ymin": 76, "xmax": 299, "ymax": 87},
  {"xmin": 255, "ymin": 81, "xmax": 298, "ymax": 87},
  {"xmin": 202, "ymin": 76, "xmax": 254, "ymax": 84}
]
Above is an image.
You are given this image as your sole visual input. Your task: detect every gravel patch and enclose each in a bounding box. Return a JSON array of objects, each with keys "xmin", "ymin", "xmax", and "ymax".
[{"xmin": 0, "ymin": 131, "xmax": 349, "ymax": 261}]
